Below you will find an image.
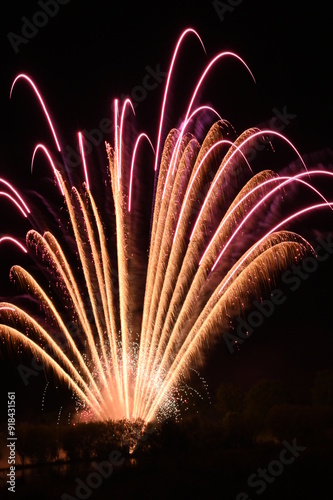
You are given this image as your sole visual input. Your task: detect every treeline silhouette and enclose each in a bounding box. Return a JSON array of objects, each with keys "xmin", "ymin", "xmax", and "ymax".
[
  {"xmin": 1, "ymin": 368, "xmax": 332, "ymax": 469},
  {"xmin": 1, "ymin": 369, "xmax": 332, "ymax": 499}
]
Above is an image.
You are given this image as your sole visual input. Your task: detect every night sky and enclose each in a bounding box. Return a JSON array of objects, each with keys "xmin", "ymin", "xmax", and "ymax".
[{"xmin": 0, "ymin": 1, "xmax": 332, "ymax": 422}]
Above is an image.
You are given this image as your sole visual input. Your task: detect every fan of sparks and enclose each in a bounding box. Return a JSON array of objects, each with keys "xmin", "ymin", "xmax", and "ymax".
[{"xmin": 0, "ymin": 29, "xmax": 332, "ymax": 422}]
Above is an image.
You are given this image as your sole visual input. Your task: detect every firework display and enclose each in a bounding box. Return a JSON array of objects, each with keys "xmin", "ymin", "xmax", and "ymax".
[{"xmin": 0, "ymin": 29, "xmax": 331, "ymax": 423}]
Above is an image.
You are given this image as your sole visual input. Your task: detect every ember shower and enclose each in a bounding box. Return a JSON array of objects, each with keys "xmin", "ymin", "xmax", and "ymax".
[{"xmin": 1, "ymin": 29, "xmax": 332, "ymax": 422}]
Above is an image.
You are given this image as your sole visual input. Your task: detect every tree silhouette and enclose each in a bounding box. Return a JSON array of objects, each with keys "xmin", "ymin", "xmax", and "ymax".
[
  {"xmin": 244, "ymin": 379, "xmax": 291, "ymax": 418},
  {"xmin": 16, "ymin": 423, "xmax": 59, "ymax": 465},
  {"xmin": 216, "ymin": 383, "xmax": 243, "ymax": 416}
]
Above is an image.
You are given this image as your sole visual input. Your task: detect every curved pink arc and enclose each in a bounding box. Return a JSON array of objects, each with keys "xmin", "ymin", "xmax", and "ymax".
[
  {"xmin": 170, "ymin": 105, "xmax": 222, "ymax": 177},
  {"xmin": 184, "ymin": 51, "xmax": 255, "ymax": 127},
  {"xmin": 154, "ymin": 28, "xmax": 206, "ymax": 172},
  {"xmin": 218, "ymin": 202, "xmax": 333, "ymax": 296},
  {"xmin": 31, "ymin": 144, "xmax": 64, "ymax": 195},
  {"xmin": 170, "ymin": 52, "xmax": 256, "ymax": 181},
  {"xmin": 211, "ymin": 170, "xmax": 333, "ymax": 272},
  {"xmin": 200, "ymin": 170, "xmax": 333, "ymax": 267},
  {"xmin": 190, "ymin": 129, "xmax": 307, "ymax": 241},
  {"xmin": 0, "ymin": 192, "xmax": 28, "ymax": 217},
  {"xmin": 0, "ymin": 178, "xmax": 30, "ymax": 214},
  {"xmin": 0, "ymin": 236, "xmax": 27, "ymax": 254},
  {"xmin": 10, "ymin": 74, "xmax": 61, "ymax": 152},
  {"xmin": 173, "ymin": 139, "xmax": 253, "ymax": 244},
  {"xmin": 119, "ymin": 98, "xmax": 135, "ymax": 186},
  {"xmin": 162, "ymin": 105, "xmax": 223, "ymax": 201},
  {"xmin": 128, "ymin": 133, "xmax": 155, "ymax": 212}
]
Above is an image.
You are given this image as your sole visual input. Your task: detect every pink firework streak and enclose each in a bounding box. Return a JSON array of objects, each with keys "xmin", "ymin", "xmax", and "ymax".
[
  {"xmin": 10, "ymin": 74, "xmax": 61, "ymax": 153},
  {"xmin": 0, "ymin": 29, "xmax": 332, "ymax": 424}
]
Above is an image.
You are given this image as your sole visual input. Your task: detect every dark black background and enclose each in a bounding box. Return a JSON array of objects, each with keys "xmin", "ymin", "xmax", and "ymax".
[{"xmin": 0, "ymin": 0, "xmax": 332, "ymax": 420}]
